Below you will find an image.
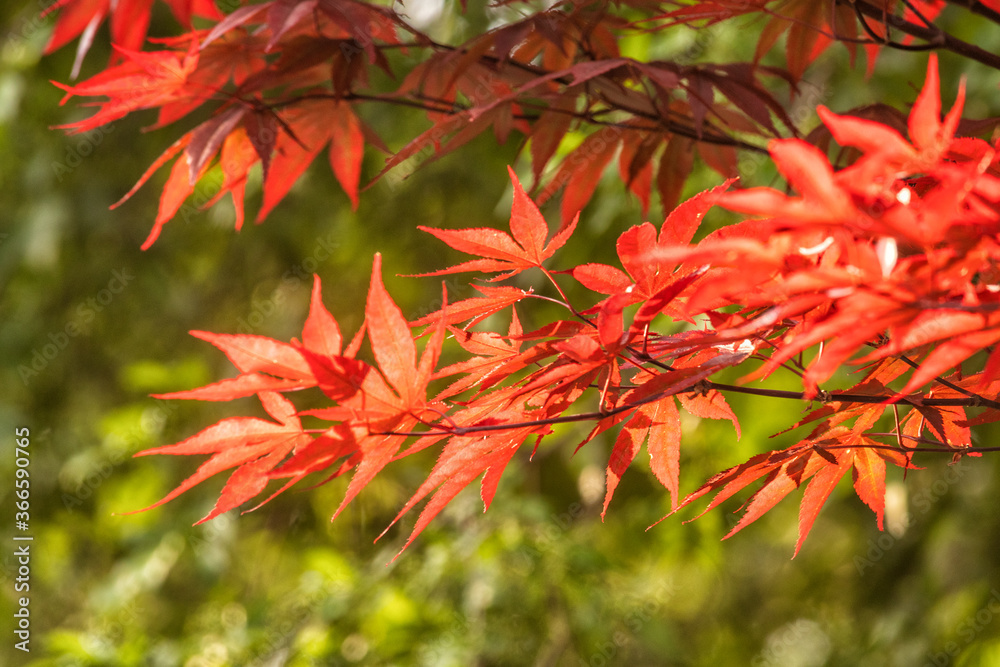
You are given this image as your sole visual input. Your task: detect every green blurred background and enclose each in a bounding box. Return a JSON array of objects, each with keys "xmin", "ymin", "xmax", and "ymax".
[{"xmin": 2, "ymin": 2, "xmax": 1000, "ymax": 665}]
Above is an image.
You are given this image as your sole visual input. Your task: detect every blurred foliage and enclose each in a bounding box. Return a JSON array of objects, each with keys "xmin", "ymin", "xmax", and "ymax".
[{"xmin": 2, "ymin": 2, "xmax": 1000, "ymax": 666}]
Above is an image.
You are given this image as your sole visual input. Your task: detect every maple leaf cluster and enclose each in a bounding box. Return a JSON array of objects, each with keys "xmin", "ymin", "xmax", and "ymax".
[
  {"xmin": 137, "ymin": 57, "xmax": 1000, "ymax": 555},
  {"xmin": 42, "ymin": 0, "xmax": 1000, "ymax": 555},
  {"xmin": 52, "ymin": 0, "xmax": 986, "ymax": 247}
]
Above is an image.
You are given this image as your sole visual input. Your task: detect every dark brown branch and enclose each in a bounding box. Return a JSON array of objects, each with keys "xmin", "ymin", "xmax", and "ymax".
[
  {"xmin": 393, "ymin": 38, "xmax": 777, "ymax": 151},
  {"xmin": 895, "ymin": 353, "xmax": 988, "ymax": 404},
  {"xmin": 849, "ymin": 0, "xmax": 941, "ymax": 51},
  {"xmin": 277, "ymin": 90, "xmax": 769, "ymax": 155},
  {"xmin": 941, "ymin": 0, "xmax": 1000, "ymax": 26},
  {"xmin": 820, "ymin": 440, "xmax": 994, "ymax": 454},
  {"xmin": 706, "ymin": 382, "xmax": 1000, "ymax": 409},
  {"xmin": 851, "ymin": 0, "xmax": 1000, "ymax": 70},
  {"xmin": 376, "ymin": 377, "xmax": 1000, "ymax": 440}
]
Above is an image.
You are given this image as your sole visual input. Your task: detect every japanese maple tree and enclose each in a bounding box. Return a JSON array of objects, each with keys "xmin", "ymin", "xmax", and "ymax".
[{"xmin": 44, "ymin": 0, "xmax": 1000, "ymax": 556}]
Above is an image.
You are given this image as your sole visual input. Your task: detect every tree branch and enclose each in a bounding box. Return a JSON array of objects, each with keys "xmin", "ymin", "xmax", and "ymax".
[
  {"xmin": 851, "ymin": 0, "xmax": 1000, "ymax": 69},
  {"xmin": 377, "ymin": 376, "xmax": 1000, "ymax": 440},
  {"xmin": 941, "ymin": 0, "xmax": 1000, "ymax": 26}
]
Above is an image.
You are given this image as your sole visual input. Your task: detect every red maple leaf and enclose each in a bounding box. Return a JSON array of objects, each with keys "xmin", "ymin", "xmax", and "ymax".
[
  {"xmin": 52, "ymin": 40, "xmax": 203, "ymax": 133},
  {"xmin": 378, "ymin": 416, "xmax": 532, "ymax": 559},
  {"xmin": 44, "ymin": 0, "xmax": 222, "ymax": 77},
  {"xmin": 133, "ymin": 391, "xmax": 312, "ymax": 523},
  {"xmin": 155, "ymin": 276, "xmax": 367, "ymax": 402},
  {"xmin": 416, "ymin": 167, "xmax": 578, "ymax": 281}
]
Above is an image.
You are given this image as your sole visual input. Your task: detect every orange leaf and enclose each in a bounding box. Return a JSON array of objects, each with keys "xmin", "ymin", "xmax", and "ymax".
[
  {"xmin": 302, "ymin": 275, "xmax": 343, "ymax": 357},
  {"xmin": 365, "ymin": 253, "xmax": 417, "ymax": 407},
  {"xmin": 327, "ymin": 102, "xmax": 364, "ymax": 210},
  {"xmin": 416, "ymin": 167, "xmax": 578, "ymax": 280},
  {"xmin": 795, "ymin": 450, "xmax": 852, "ymax": 557},
  {"xmin": 603, "ymin": 410, "xmax": 649, "ymax": 519},
  {"xmin": 852, "ymin": 445, "xmax": 886, "ymax": 530},
  {"xmin": 133, "ymin": 392, "xmax": 311, "ymax": 518},
  {"xmin": 645, "ymin": 399, "xmax": 683, "ymax": 510}
]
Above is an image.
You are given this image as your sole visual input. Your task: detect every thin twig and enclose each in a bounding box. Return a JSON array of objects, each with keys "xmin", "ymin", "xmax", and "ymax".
[
  {"xmin": 375, "ymin": 376, "xmax": 1000, "ymax": 439},
  {"xmin": 940, "ymin": 0, "xmax": 1000, "ymax": 26},
  {"xmin": 852, "ymin": 0, "xmax": 1000, "ymax": 69}
]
